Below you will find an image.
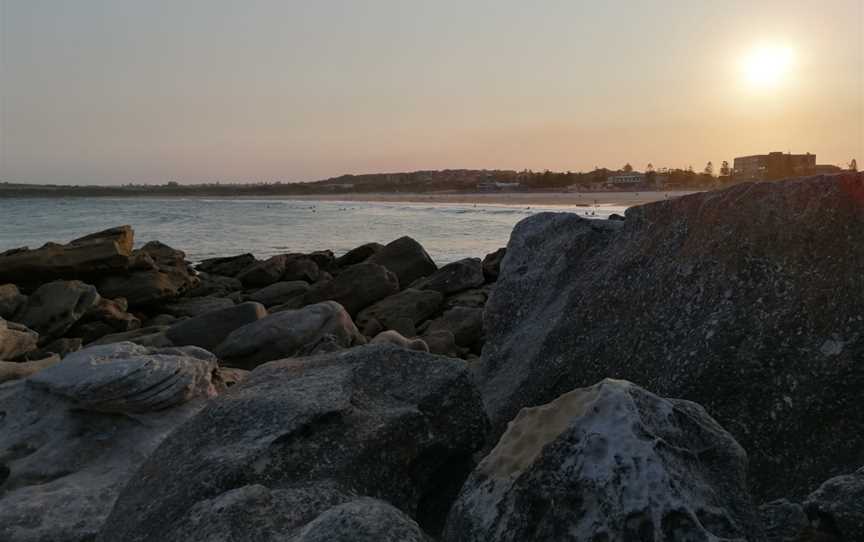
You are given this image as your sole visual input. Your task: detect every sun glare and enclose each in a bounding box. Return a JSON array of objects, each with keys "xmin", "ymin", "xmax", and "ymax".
[{"xmin": 741, "ymin": 45, "xmax": 795, "ymax": 90}]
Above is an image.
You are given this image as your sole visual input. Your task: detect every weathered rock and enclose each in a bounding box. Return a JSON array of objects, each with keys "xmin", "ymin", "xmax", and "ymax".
[
  {"xmin": 759, "ymin": 500, "xmax": 809, "ymax": 542},
  {"xmin": 0, "ymin": 284, "xmax": 27, "ymax": 319},
  {"xmin": 215, "ymin": 301, "xmax": 365, "ymax": 369},
  {"xmin": 0, "ymin": 354, "xmax": 60, "ymax": 383},
  {"xmin": 0, "ymin": 318, "xmax": 39, "ymax": 360},
  {"xmin": 804, "ymin": 467, "xmax": 864, "ymax": 541},
  {"xmin": 282, "ymin": 255, "xmax": 320, "ymax": 283},
  {"xmin": 306, "ymin": 249, "xmax": 336, "ymax": 272},
  {"xmin": 302, "ymin": 262, "xmax": 400, "ymax": 316},
  {"xmin": 356, "ymin": 289, "xmax": 443, "ymax": 337},
  {"xmin": 196, "ymin": 253, "xmax": 256, "ymax": 277},
  {"xmin": 370, "ymin": 330, "xmax": 430, "ymax": 352},
  {"xmin": 444, "ymin": 286, "xmax": 491, "ymax": 310},
  {"xmin": 411, "ymin": 258, "xmax": 484, "ymax": 295},
  {"xmin": 422, "ymin": 329, "xmax": 463, "ymax": 358},
  {"xmin": 0, "ymin": 225, "xmax": 134, "ymax": 286},
  {"xmin": 68, "ymin": 297, "xmax": 141, "ymax": 342},
  {"xmin": 478, "ymin": 173, "xmax": 864, "ymax": 499},
  {"xmin": 249, "ymin": 281, "xmax": 310, "ymax": 308},
  {"xmin": 16, "ymin": 280, "xmax": 101, "ymax": 342},
  {"xmin": 166, "ymin": 301, "xmax": 267, "ymax": 351},
  {"xmin": 0, "ymin": 345, "xmax": 216, "ymax": 541},
  {"xmin": 26, "ymin": 337, "xmax": 83, "ymax": 359},
  {"xmin": 297, "ymin": 498, "xmax": 431, "ymax": 542},
  {"xmin": 99, "ymin": 345, "xmax": 488, "ymax": 541},
  {"xmin": 335, "ymin": 242, "xmax": 384, "ymax": 268},
  {"xmin": 368, "ymin": 236, "xmax": 437, "ymax": 287},
  {"xmin": 89, "ymin": 325, "xmax": 173, "ymax": 348},
  {"xmin": 29, "ymin": 342, "xmax": 218, "ymax": 413},
  {"xmin": 144, "ymin": 313, "xmax": 179, "ymax": 327},
  {"xmin": 237, "ymin": 255, "xmax": 288, "ymax": 287},
  {"xmin": 444, "ymin": 379, "xmax": 761, "ymax": 542},
  {"xmin": 481, "ymin": 248, "xmax": 506, "ymax": 282},
  {"xmin": 422, "ymin": 307, "xmax": 483, "ymax": 352},
  {"xmin": 184, "ymin": 272, "xmax": 242, "ymax": 297},
  {"xmin": 97, "ymin": 241, "xmax": 198, "ymax": 306},
  {"xmin": 160, "ymin": 296, "xmax": 235, "ymax": 317}
]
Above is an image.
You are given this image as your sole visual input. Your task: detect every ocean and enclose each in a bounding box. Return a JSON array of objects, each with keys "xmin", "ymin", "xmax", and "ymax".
[{"xmin": 0, "ymin": 198, "xmax": 626, "ymax": 264}]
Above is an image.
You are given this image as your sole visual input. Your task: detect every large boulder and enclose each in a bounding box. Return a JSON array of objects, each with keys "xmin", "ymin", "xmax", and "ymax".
[
  {"xmin": 98, "ymin": 345, "xmax": 489, "ymax": 541},
  {"xmin": 196, "ymin": 253, "xmax": 256, "ymax": 277},
  {"xmin": 356, "ymin": 288, "xmax": 443, "ymax": 337},
  {"xmin": 184, "ymin": 272, "xmax": 242, "ymax": 297},
  {"xmin": 0, "ymin": 318, "xmax": 39, "ymax": 360},
  {"xmin": 421, "ymin": 306, "xmax": 484, "ymax": 352},
  {"xmin": 804, "ymin": 467, "xmax": 864, "ymax": 541},
  {"xmin": 368, "ymin": 236, "xmax": 437, "ymax": 287},
  {"xmin": 97, "ymin": 241, "xmax": 198, "ymax": 306},
  {"xmin": 214, "ymin": 301, "xmax": 365, "ymax": 369},
  {"xmin": 249, "ymin": 281, "xmax": 310, "ymax": 308},
  {"xmin": 282, "ymin": 255, "xmax": 321, "ymax": 283},
  {"xmin": 0, "ymin": 342, "xmax": 219, "ymax": 542},
  {"xmin": 159, "ymin": 296, "xmax": 235, "ymax": 317},
  {"xmin": 0, "ymin": 226, "xmax": 134, "ymax": 287},
  {"xmin": 759, "ymin": 500, "xmax": 809, "ymax": 542},
  {"xmin": 0, "ymin": 354, "xmax": 60, "ymax": 383},
  {"xmin": 481, "ymin": 248, "xmax": 506, "ymax": 282},
  {"xmin": 237, "ymin": 255, "xmax": 288, "ymax": 288},
  {"xmin": 443, "ymin": 379, "xmax": 761, "ymax": 541},
  {"xmin": 16, "ymin": 280, "xmax": 101, "ymax": 342},
  {"xmin": 334, "ymin": 242, "xmax": 384, "ymax": 268},
  {"xmin": 478, "ymin": 173, "xmax": 864, "ymax": 499},
  {"xmin": 411, "ymin": 258, "xmax": 484, "ymax": 295},
  {"xmin": 302, "ymin": 262, "xmax": 400, "ymax": 316},
  {"xmin": 67, "ymin": 296, "xmax": 141, "ymax": 343},
  {"xmin": 165, "ymin": 301, "xmax": 267, "ymax": 351},
  {"xmin": 0, "ymin": 284, "xmax": 27, "ymax": 319}
]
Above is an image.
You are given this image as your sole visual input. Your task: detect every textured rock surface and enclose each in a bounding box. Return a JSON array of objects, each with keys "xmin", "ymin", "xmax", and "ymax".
[
  {"xmin": 411, "ymin": 258, "xmax": 484, "ymax": 295},
  {"xmin": 17, "ymin": 280, "xmax": 101, "ymax": 342},
  {"xmin": 0, "ymin": 375, "xmax": 213, "ymax": 542},
  {"xmin": 215, "ymin": 301, "xmax": 365, "ymax": 369},
  {"xmin": 370, "ymin": 330, "xmax": 430, "ymax": 352},
  {"xmin": 0, "ymin": 284, "xmax": 27, "ymax": 319},
  {"xmin": 0, "ymin": 318, "xmax": 39, "ymax": 360},
  {"xmin": 422, "ymin": 306, "xmax": 484, "ymax": 352},
  {"xmin": 0, "ymin": 225, "xmax": 134, "ymax": 286},
  {"xmin": 97, "ymin": 241, "xmax": 198, "ymax": 306},
  {"xmin": 335, "ymin": 242, "xmax": 384, "ymax": 267},
  {"xmin": 237, "ymin": 255, "xmax": 288, "ymax": 287},
  {"xmin": 29, "ymin": 342, "xmax": 218, "ymax": 413},
  {"xmin": 89, "ymin": 325, "xmax": 172, "ymax": 347},
  {"xmin": 0, "ymin": 354, "xmax": 60, "ymax": 383},
  {"xmin": 249, "ymin": 280, "xmax": 310, "ymax": 308},
  {"xmin": 99, "ymin": 345, "xmax": 488, "ymax": 541},
  {"xmin": 804, "ymin": 467, "xmax": 864, "ymax": 541},
  {"xmin": 444, "ymin": 379, "xmax": 760, "ymax": 541},
  {"xmin": 295, "ymin": 498, "xmax": 431, "ymax": 542},
  {"xmin": 356, "ymin": 289, "xmax": 443, "ymax": 337},
  {"xmin": 479, "ymin": 173, "xmax": 864, "ymax": 499},
  {"xmin": 196, "ymin": 253, "xmax": 256, "ymax": 277},
  {"xmin": 759, "ymin": 500, "xmax": 808, "ymax": 542},
  {"xmin": 165, "ymin": 301, "xmax": 267, "ymax": 351},
  {"xmin": 368, "ymin": 236, "xmax": 437, "ymax": 287},
  {"xmin": 481, "ymin": 248, "xmax": 506, "ymax": 281},
  {"xmin": 302, "ymin": 262, "xmax": 400, "ymax": 316}
]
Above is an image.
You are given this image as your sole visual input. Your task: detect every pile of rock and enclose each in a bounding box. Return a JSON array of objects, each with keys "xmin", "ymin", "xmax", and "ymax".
[{"xmin": 0, "ymin": 173, "xmax": 862, "ymax": 541}]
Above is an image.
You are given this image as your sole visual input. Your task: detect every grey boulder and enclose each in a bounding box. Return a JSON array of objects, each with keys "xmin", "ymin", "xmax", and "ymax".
[
  {"xmin": 196, "ymin": 253, "xmax": 256, "ymax": 277},
  {"xmin": 0, "ymin": 318, "xmax": 39, "ymax": 360},
  {"xmin": 302, "ymin": 262, "xmax": 399, "ymax": 316},
  {"xmin": 804, "ymin": 467, "xmax": 864, "ymax": 541},
  {"xmin": 356, "ymin": 288, "xmax": 443, "ymax": 337},
  {"xmin": 335, "ymin": 241, "xmax": 384, "ymax": 268},
  {"xmin": 368, "ymin": 236, "xmax": 437, "ymax": 287},
  {"xmin": 16, "ymin": 280, "xmax": 101, "ymax": 342},
  {"xmin": 411, "ymin": 258, "xmax": 484, "ymax": 295},
  {"xmin": 759, "ymin": 500, "xmax": 809, "ymax": 542},
  {"xmin": 165, "ymin": 301, "xmax": 267, "ymax": 351},
  {"xmin": 249, "ymin": 281, "xmax": 310, "ymax": 308},
  {"xmin": 160, "ymin": 295, "xmax": 235, "ymax": 317},
  {"xmin": 481, "ymin": 248, "xmax": 506, "ymax": 281},
  {"xmin": 443, "ymin": 379, "xmax": 761, "ymax": 542},
  {"xmin": 0, "ymin": 283, "xmax": 27, "ymax": 319},
  {"xmin": 237, "ymin": 255, "xmax": 288, "ymax": 287},
  {"xmin": 421, "ymin": 306, "xmax": 483, "ymax": 352}
]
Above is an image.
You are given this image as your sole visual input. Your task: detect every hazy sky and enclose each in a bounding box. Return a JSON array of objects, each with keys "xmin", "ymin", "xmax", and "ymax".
[{"xmin": 1, "ymin": 0, "xmax": 862, "ymax": 184}]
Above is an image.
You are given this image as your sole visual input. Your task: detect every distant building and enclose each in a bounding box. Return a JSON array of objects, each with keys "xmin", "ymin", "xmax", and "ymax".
[
  {"xmin": 477, "ymin": 181, "xmax": 520, "ymax": 192},
  {"xmin": 607, "ymin": 172, "xmax": 646, "ymax": 187},
  {"xmin": 733, "ymin": 152, "xmax": 815, "ymax": 181}
]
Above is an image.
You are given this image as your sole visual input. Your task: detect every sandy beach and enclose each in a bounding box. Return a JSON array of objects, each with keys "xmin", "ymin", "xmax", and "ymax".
[{"xmin": 285, "ymin": 190, "xmax": 698, "ymax": 208}]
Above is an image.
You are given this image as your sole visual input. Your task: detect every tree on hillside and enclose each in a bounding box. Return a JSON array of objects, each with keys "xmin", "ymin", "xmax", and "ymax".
[
  {"xmin": 850, "ymin": 159, "xmax": 858, "ymax": 172},
  {"xmin": 720, "ymin": 161, "xmax": 731, "ymax": 176},
  {"xmin": 622, "ymin": 163, "xmax": 633, "ymax": 172},
  {"xmin": 646, "ymin": 163, "xmax": 655, "ymax": 172},
  {"xmin": 704, "ymin": 162, "xmax": 714, "ymax": 176}
]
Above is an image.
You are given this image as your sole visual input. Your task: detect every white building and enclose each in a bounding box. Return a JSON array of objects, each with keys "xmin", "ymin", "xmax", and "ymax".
[{"xmin": 606, "ymin": 172, "xmax": 645, "ymax": 186}]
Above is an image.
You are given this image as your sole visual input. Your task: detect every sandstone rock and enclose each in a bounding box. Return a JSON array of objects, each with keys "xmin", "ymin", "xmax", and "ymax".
[
  {"xmin": 0, "ymin": 352, "xmax": 215, "ymax": 541},
  {"xmin": 481, "ymin": 248, "xmax": 506, "ymax": 282},
  {"xmin": 185, "ymin": 272, "xmax": 242, "ymax": 297},
  {"xmin": 759, "ymin": 500, "xmax": 809, "ymax": 542},
  {"xmin": 411, "ymin": 258, "xmax": 484, "ymax": 295},
  {"xmin": 249, "ymin": 281, "xmax": 310, "ymax": 308},
  {"xmin": 215, "ymin": 301, "xmax": 364, "ymax": 369},
  {"xmin": 422, "ymin": 307, "xmax": 483, "ymax": 352},
  {"xmin": 68, "ymin": 297, "xmax": 141, "ymax": 342},
  {"xmin": 443, "ymin": 379, "xmax": 761, "ymax": 541},
  {"xmin": 0, "ymin": 318, "xmax": 39, "ymax": 360},
  {"xmin": 196, "ymin": 253, "xmax": 256, "ymax": 277},
  {"xmin": 166, "ymin": 301, "xmax": 267, "ymax": 351},
  {"xmin": 160, "ymin": 296, "xmax": 235, "ymax": 317},
  {"xmin": 356, "ymin": 289, "xmax": 442, "ymax": 337},
  {"xmin": 97, "ymin": 241, "xmax": 198, "ymax": 306},
  {"xmin": 0, "ymin": 225, "xmax": 134, "ymax": 286},
  {"xmin": 478, "ymin": 173, "xmax": 864, "ymax": 499},
  {"xmin": 0, "ymin": 284, "xmax": 27, "ymax": 319},
  {"xmin": 804, "ymin": 467, "xmax": 864, "ymax": 541},
  {"xmin": 0, "ymin": 354, "xmax": 60, "ymax": 383},
  {"xmin": 16, "ymin": 280, "xmax": 100, "ymax": 342},
  {"xmin": 99, "ymin": 345, "xmax": 488, "ymax": 541},
  {"xmin": 302, "ymin": 262, "xmax": 400, "ymax": 316},
  {"xmin": 370, "ymin": 330, "xmax": 430, "ymax": 352},
  {"xmin": 335, "ymin": 242, "xmax": 384, "ymax": 268},
  {"xmin": 368, "ymin": 236, "xmax": 437, "ymax": 287},
  {"xmin": 237, "ymin": 255, "xmax": 288, "ymax": 287},
  {"xmin": 29, "ymin": 342, "xmax": 218, "ymax": 413}
]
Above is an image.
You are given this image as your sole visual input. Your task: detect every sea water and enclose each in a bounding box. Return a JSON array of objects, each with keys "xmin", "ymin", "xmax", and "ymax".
[{"xmin": 0, "ymin": 198, "xmax": 625, "ymax": 264}]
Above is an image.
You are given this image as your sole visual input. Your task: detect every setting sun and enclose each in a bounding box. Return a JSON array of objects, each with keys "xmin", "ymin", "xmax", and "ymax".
[{"xmin": 741, "ymin": 45, "xmax": 795, "ymax": 90}]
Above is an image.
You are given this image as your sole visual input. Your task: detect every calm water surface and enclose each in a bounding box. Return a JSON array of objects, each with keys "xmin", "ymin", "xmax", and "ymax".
[{"xmin": 0, "ymin": 198, "xmax": 626, "ymax": 264}]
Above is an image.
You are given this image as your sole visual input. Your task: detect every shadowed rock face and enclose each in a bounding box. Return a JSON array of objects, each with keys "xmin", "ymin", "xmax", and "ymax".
[
  {"xmin": 444, "ymin": 379, "xmax": 761, "ymax": 542},
  {"xmin": 98, "ymin": 345, "xmax": 488, "ymax": 542},
  {"xmin": 804, "ymin": 467, "xmax": 864, "ymax": 541},
  {"xmin": 479, "ymin": 173, "xmax": 864, "ymax": 500}
]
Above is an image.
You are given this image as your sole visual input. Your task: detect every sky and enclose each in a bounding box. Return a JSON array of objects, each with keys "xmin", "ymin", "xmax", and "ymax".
[{"xmin": 0, "ymin": 0, "xmax": 862, "ymax": 185}]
